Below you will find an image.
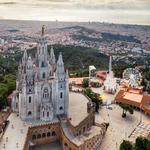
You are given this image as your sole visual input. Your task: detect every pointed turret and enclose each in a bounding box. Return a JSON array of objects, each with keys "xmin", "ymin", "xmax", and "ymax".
[
  {"xmin": 65, "ymin": 69, "xmax": 69, "ymax": 79},
  {"xmin": 109, "ymin": 55, "xmax": 112, "ymax": 73},
  {"xmin": 21, "ymin": 49, "xmax": 28, "ymax": 74},
  {"xmin": 56, "ymin": 52, "xmax": 65, "ymax": 80},
  {"xmin": 22, "ymin": 49, "xmax": 28, "ymax": 64},
  {"xmin": 26, "ymin": 56, "xmax": 33, "ymax": 70},
  {"xmin": 57, "ymin": 52, "xmax": 64, "ymax": 65},
  {"xmin": 50, "ymin": 46, "xmax": 56, "ymax": 65},
  {"xmin": 108, "ymin": 55, "xmax": 113, "ymax": 77}
]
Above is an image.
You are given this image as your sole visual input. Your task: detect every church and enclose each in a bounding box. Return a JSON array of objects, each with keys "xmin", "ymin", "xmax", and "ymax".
[
  {"xmin": 12, "ymin": 25, "xmax": 69, "ymax": 121},
  {"xmin": 8, "ymin": 26, "xmax": 108, "ymax": 150}
]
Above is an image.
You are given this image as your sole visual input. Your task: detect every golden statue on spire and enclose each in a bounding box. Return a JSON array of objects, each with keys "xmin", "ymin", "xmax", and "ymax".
[{"xmin": 42, "ymin": 25, "xmax": 45, "ymax": 36}]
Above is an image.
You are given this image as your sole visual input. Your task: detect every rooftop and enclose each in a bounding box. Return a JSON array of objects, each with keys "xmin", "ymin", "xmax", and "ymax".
[
  {"xmin": 123, "ymin": 92, "xmax": 143, "ymax": 103},
  {"xmin": 115, "ymin": 89, "xmax": 150, "ymax": 114},
  {"xmin": 62, "ymin": 121, "xmax": 104, "ymax": 146},
  {"xmin": 69, "ymin": 78, "xmax": 84, "ymax": 85},
  {"xmin": 69, "ymin": 92, "xmax": 89, "ymax": 127}
]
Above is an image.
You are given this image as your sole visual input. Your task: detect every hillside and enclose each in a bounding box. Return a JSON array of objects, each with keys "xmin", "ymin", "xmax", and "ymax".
[
  {"xmin": 0, "ymin": 45, "xmax": 109, "ymax": 75},
  {"xmin": 29, "ymin": 44, "xmax": 109, "ymax": 71}
]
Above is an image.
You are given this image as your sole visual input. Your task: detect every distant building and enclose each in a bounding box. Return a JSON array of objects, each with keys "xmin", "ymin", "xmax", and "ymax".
[
  {"xmin": 103, "ymin": 55, "xmax": 117, "ymax": 94},
  {"xmin": 115, "ymin": 88, "xmax": 150, "ymax": 115}
]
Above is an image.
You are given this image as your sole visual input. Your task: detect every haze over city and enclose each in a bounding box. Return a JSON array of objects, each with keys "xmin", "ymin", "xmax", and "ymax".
[{"xmin": 0, "ymin": 0, "xmax": 150, "ymax": 25}]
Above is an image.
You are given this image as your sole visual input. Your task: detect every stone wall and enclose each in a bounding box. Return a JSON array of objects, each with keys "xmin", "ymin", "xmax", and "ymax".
[
  {"xmin": 68, "ymin": 113, "xmax": 95, "ymax": 136},
  {"xmin": 60, "ymin": 124, "xmax": 82, "ymax": 150},
  {"xmin": 23, "ymin": 121, "xmax": 107, "ymax": 150},
  {"xmin": 23, "ymin": 122, "xmax": 61, "ymax": 150}
]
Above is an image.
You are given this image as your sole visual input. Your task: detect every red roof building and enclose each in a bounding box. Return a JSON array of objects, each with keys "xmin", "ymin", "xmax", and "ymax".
[{"xmin": 115, "ymin": 88, "xmax": 150, "ymax": 115}]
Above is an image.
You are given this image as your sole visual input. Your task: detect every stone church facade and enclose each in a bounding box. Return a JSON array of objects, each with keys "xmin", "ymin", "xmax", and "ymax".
[{"xmin": 12, "ymin": 26, "xmax": 69, "ymax": 121}]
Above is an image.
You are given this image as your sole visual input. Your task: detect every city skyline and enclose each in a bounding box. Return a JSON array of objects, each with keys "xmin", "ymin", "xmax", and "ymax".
[{"xmin": 0, "ymin": 0, "xmax": 150, "ymax": 25}]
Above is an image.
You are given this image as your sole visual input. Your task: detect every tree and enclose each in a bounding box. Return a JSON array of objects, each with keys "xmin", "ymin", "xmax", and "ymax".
[
  {"xmin": 84, "ymin": 88, "xmax": 102, "ymax": 112},
  {"xmin": 120, "ymin": 140, "xmax": 133, "ymax": 150},
  {"xmin": 0, "ymin": 74, "xmax": 16, "ymax": 110},
  {"xmin": 119, "ymin": 103, "xmax": 134, "ymax": 118},
  {"xmin": 0, "ymin": 83, "xmax": 8, "ymax": 109},
  {"xmin": 135, "ymin": 137, "xmax": 150, "ymax": 150},
  {"xmin": 120, "ymin": 137, "xmax": 150, "ymax": 150},
  {"xmin": 82, "ymin": 78, "xmax": 89, "ymax": 88}
]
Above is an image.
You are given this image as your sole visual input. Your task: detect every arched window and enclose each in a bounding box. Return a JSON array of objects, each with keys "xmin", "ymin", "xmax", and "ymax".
[
  {"xmin": 47, "ymin": 132, "xmax": 51, "ymax": 137},
  {"xmin": 47, "ymin": 112, "xmax": 49, "ymax": 117},
  {"xmin": 43, "ymin": 88, "xmax": 49, "ymax": 99},
  {"xmin": 37, "ymin": 134, "xmax": 41, "ymax": 139},
  {"xmin": 43, "ymin": 111, "xmax": 45, "ymax": 117},
  {"xmin": 29, "ymin": 88, "xmax": 31, "ymax": 93},
  {"xmin": 42, "ymin": 72, "xmax": 46, "ymax": 79},
  {"xmin": 59, "ymin": 106, "xmax": 63, "ymax": 110},
  {"xmin": 60, "ymin": 84, "xmax": 63, "ymax": 89},
  {"xmin": 28, "ymin": 111, "xmax": 32, "ymax": 116},
  {"xmin": 64, "ymin": 143, "xmax": 68, "ymax": 147},
  {"xmin": 32, "ymin": 135, "xmax": 36, "ymax": 140},
  {"xmin": 16, "ymin": 103, "xmax": 18, "ymax": 109},
  {"xmin": 52, "ymin": 131, "xmax": 56, "ymax": 136},
  {"xmin": 42, "ymin": 47, "xmax": 44, "ymax": 54},
  {"xmin": 41, "ymin": 61, "xmax": 45, "ymax": 67},
  {"xmin": 42, "ymin": 133, "xmax": 46, "ymax": 138},
  {"xmin": 60, "ymin": 92, "xmax": 63, "ymax": 99},
  {"xmin": 29, "ymin": 96, "xmax": 31, "ymax": 103}
]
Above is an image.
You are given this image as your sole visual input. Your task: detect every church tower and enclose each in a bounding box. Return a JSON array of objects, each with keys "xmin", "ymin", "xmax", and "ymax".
[
  {"xmin": 55, "ymin": 52, "xmax": 69, "ymax": 117},
  {"xmin": 36, "ymin": 25, "xmax": 50, "ymax": 81},
  {"xmin": 19, "ymin": 51, "xmax": 36, "ymax": 120}
]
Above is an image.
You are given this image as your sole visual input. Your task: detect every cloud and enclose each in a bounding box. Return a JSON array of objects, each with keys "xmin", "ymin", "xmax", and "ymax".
[
  {"xmin": 0, "ymin": 0, "xmax": 149, "ymax": 25},
  {"xmin": 0, "ymin": 0, "xmax": 149, "ymax": 10},
  {"xmin": 0, "ymin": 2, "xmax": 17, "ymax": 5}
]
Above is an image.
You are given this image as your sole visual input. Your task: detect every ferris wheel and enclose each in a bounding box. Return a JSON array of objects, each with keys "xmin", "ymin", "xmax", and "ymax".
[{"xmin": 123, "ymin": 68, "xmax": 142, "ymax": 87}]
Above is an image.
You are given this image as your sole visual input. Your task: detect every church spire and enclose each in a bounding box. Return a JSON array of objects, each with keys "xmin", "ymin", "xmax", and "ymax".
[
  {"xmin": 109, "ymin": 55, "xmax": 112, "ymax": 74},
  {"xmin": 108, "ymin": 55, "xmax": 114, "ymax": 77},
  {"xmin": 56, "ymin": 52, "xmax": 65, "ymax": 79},
  {"xmin": 22, "ymin": 49, "xmax": 28, "ymax": 64},
  {"xmin": 26, "ymin": 55, "xmax": 33, "ymax": 70},
  {"xmin": 50, "ymin": 46, "xmax": 56, "ymax": 65},
  {"xmin": 57, "ymin": 52, "xmax": 64, "ymax": 65}
]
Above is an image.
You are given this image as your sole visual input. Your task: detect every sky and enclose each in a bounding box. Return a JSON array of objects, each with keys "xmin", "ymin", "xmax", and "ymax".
[{"xmin": 0, "ymin": 0, "xmax": 150, "ymax": 25}]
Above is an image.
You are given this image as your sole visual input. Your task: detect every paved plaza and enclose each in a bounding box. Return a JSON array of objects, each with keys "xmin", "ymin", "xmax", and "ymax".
[
  {"xmin": 91, "ymin": 87, "xmax": 119, "ymax": 104},
  {"xmin": 69, "ymin": 92, "xmax": 89, "ymax": 126},
  {"xmin": 69, "ymin": 86, "xmax": 150, "ymax": 150},
  {"xmin": 0, "ymin": 113, "xmax": 29, "ymax": 150},
  {"xmin": 96, "ymin": 104, "xmax": 150, "ymax": 150}
]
